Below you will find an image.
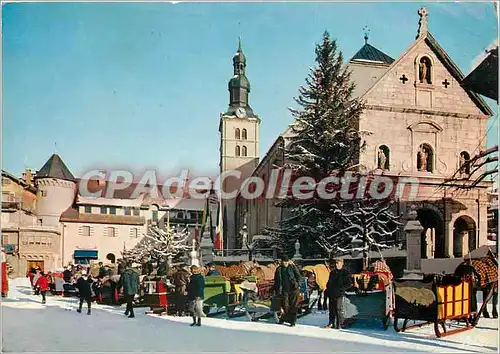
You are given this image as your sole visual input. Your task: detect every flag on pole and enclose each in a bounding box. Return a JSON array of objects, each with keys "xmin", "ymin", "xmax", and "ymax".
[
  {"xmin": 194, "ymin": 209, "xmax": 200, "ymax": 243},
  {"xmin": 215, "ymin": 194, "xmax": 223, "ymax": 250}
]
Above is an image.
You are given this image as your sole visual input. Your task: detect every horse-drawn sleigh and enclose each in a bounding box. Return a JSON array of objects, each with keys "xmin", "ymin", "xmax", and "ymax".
[{"xmin": 394, "ymin": 251, "xmax": 498, "ymax": 338}]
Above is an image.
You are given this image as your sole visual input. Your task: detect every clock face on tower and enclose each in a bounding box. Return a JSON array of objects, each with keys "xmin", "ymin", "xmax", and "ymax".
[{"xmin": 235, "ymin": 107, "xmax": 246, "ymax": 118}]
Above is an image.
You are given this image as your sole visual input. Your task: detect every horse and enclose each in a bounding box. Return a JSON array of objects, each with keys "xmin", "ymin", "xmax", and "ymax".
[
  {"xmin": 454, "ymin": 250, "xmax": 498, "ymax": 319},
  {"xmin": 302, "ymin": 264, "xmax": 330, "ymax": 311}
]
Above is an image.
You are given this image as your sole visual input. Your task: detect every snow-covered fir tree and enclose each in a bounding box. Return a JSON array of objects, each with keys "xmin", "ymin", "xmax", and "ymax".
[
  {"xmin": 266, "ymin": 32, "xmax": 399, "ymax": 259},
  {"xmin": 122, "ymin": 226, "xmax": 191, "ymax": 264},
  {"xmin": 317, "ymin": 199, "xmax": 401, "ymax": 268}
]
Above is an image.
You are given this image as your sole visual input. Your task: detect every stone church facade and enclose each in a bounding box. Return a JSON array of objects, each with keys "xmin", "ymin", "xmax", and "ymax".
[{"xmin": 229, "ymin": 7, "xmax": 493, "ymax": 266}]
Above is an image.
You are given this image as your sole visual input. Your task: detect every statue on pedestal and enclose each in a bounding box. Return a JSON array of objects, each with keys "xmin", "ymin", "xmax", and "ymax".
[
  {"xmin": 418, "ymin": 146, "xmax": 428, "ymax": 171},
  {"xmin": 378, "ymin": 148, "xmax": 387, "ymax": 170}
]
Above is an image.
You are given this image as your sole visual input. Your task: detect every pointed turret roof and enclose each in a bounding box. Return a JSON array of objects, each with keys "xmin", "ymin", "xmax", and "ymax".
[
  {"xmin": 351, "ymin": 43, "xmax": 395, "ymax": 65},
  {"xmin": 36, "ymin": 154, "xmax": 75, "ymax": 182}
]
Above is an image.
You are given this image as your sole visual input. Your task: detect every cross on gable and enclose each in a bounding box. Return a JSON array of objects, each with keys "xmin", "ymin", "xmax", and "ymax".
[
  {"xmin": 399, "ymin": 74, "xmax": 408, "ymax": 84},
  {"xmin": 442, "ymin": 79, "xmax": 450, "ymax": 88}
]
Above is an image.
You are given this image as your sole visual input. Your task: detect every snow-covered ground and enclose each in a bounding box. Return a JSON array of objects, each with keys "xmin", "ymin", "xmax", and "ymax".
[{"xmin": 1, "ymin": 278, "xmax": 498, "ymax": 353}]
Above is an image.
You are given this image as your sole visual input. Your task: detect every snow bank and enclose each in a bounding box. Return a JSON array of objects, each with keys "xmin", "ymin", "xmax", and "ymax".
[{"xmin": 2, "ymin": 278, "xmax": 498, "ymax": 353}]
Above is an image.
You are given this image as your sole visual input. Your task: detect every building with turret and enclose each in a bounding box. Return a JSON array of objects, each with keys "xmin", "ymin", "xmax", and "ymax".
[{"xmin": 1, "ymin": 154, "xmax": 206, "ymax": 276}]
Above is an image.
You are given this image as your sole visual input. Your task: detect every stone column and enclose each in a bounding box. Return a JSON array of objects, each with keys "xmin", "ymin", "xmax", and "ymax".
[{"xmin": 404, "ymin": 208, "xmax": 424, "ymax": 277}]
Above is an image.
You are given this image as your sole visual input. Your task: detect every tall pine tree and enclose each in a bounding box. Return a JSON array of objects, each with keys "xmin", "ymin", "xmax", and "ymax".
[{"xmin": 265, "ymin": 31, "xmax": 368, "ymax": 258}]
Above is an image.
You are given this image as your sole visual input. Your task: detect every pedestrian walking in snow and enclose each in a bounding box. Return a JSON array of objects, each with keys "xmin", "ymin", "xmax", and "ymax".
[
  {"xmin": 75, "ymin": 270, "xmax": 93, "ymax": 315},
  {"xmin": 273, "ymin": 255, "xmax": 302, "ymax": 327},
  {"xmin": 35, "ymin": 272, "xmax": 50, "ymax": 304},
  {"xmin": 187, "ymin": 265, "xmax": 205, "ymax": 326},
  {"xmin": 118, "ymin": 262, "xmax": 139, "ymax": 318},
  {"xmin": 173, "ymin": 265, "xmax": 190, "ymax": 316},
  {"xmin": 324, "ymin": 258, "xmax": 351, "ymax": 329},
  {"xmin": 32, "ymin": 269, "xmax": 42, "ymax": 295}
]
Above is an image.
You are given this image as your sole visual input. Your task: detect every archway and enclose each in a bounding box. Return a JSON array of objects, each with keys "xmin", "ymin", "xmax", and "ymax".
[
  {"xmin": 106, "ymin": 253, "xmax": 116, "ymax": 264},
  {"xmin": 453, "ymin": 216, "xmax": 476, "ymax": 258},
  {"xmin": 417, "ymin": 207, "xmax": 445, "ymax": 258}
]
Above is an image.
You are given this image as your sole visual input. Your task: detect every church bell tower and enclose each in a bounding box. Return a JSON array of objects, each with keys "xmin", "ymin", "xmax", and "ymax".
[{"xmin": 219, "ymin": 38, "xmax": 260, "ymax": 249}]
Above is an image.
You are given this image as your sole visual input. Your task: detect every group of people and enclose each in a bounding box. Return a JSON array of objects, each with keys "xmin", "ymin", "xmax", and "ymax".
[
  {"xmin": 27, "ymin": 267, "xmax": 52, "ymax": 304},
  {"xmin": 26, "ymin": 261, "xmax": 141, "ymax": 317},
  {"xmin": 171, "ymin": 264, "xmax": 208, "ymax": 326},
  {"xmin": 27, "ymin": 256, "xmax": 352, "ymax": 329},
  {"xmin": 170, "ymin": 256, "xmax": 352, "ymax": 329},
  {"xmin": 273, "ymin": 255, "xmax": 351, "ymax": 329}
]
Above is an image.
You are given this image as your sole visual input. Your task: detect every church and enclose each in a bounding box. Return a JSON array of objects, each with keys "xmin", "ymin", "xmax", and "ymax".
[{"xmin": 218, "ymin": 7, "xmax": 494, "ymax": 267}]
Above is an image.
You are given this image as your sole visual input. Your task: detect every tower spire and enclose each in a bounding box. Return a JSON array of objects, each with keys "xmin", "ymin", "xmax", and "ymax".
[{"xmin": 226, "ymin": 37, "xmax": 254, "ymax": 117}]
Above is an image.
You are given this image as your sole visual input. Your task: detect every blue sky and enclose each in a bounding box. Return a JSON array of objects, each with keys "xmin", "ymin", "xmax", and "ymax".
[{"xmin": 2, "ymin": 2, "xmax": 498, "ymax": 178}]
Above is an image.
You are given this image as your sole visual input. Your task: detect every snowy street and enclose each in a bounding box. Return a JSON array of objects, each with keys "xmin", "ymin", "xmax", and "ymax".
[{"xmin": 2, "ymin": 278, "xmax": 498, "ymax": 353}]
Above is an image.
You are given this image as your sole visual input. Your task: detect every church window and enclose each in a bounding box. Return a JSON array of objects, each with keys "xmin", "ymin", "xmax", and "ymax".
[
  {"xmin": 459, "ymin": 151, "xmax": 471, "ymax": 175},
  {"xmin": 242, "ymin": 146, "xmax": 248, "ymax": 157},
  {"xmin": 133, "ymin": 208, "xmax": 140, "ymax": 216},
  {"xmin": 124, "ymin": 207, "xmax": 131, "ymax": 216},
  {"xmin": 418, "ymin": 56, "xmax": 432, "ymax": 84},
  {"xmin": 377, "ymin": 145, "xmax": 390, "ymax": 170},
  {"xmin": 235, "ymin": 128, "xmax": 241, "ymax": 140},
  {"xmin": 242, "ymin": 129, "xmax": 248, "ymax": 140},
  {"xmin": 82, "ymin": 226, "xmax": 90, "ymax": 237},
  {"xmin": 109, "ymin": 207, "xmax": 117, "ymax": 215},
  {"xmin": 100, "ymin": 206, "xmax": 107, "ymax": 214},
  {"xmin": 417, "ymin": 143, "xmax": 434, "ymax": 172},
  {"xmin": 84, "ymin": 205, "xmax": 92, "ymax": 214},
  {"xmin": 235, "ymin": 145, "xmax": 241, "ymax": 156},
  {"xmin": 41, "ymin": 190, "xmax": 47, "ymax": 197}
]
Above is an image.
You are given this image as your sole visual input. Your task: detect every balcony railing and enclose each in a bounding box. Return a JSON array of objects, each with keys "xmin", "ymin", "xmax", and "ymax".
[{"xmin": 213, "ymin": 248, "xmax": 276, "ymax": 262}]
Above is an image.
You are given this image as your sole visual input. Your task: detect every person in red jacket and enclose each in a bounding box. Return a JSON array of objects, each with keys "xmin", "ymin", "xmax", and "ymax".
[{"xmin": 35, "ymin": 272, "xmax": 49, "ymax": 304}]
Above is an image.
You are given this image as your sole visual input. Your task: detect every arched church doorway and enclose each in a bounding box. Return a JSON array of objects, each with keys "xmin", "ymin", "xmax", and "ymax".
[
  {"xmin": 417, "ymin": 207, "xmax": 445, "ymax": 258},
  {"xmin": 453, "ymin": 216, "xmax": 476, "ymax": 258}
]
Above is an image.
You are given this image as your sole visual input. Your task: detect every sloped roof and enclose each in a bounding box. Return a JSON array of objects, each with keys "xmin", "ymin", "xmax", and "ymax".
[
  {"xmin": 462, "ymin": 47, "xmax": 498, "ymax": 101},
  {"xmin": 36, "ymin": 154, "xmax": 75, "ymax": 182},
  {"xmin": 351, "ymin": 43, "xmax": 395, "ymax": 65}
]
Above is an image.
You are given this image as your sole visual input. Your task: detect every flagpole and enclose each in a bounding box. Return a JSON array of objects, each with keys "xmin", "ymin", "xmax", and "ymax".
[{"xmin": 209, "ymin": 182, "xmax": 214, "ymax": 244}]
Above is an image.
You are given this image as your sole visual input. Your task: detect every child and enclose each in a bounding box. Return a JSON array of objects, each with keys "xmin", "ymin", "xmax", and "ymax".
[
  {"xmin": 187, "ymin": 265, "xmax": 205, "ymax": 326},
  {"xmin": 35, "ymin": 272, "xmax": 49, "ymax": 304},
  {"xmin": 75, "ymin": 270, "xmax": 93, "ymax": 315}
]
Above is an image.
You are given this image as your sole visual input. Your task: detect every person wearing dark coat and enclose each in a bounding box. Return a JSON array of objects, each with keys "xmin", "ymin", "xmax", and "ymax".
[
  {"xmin": 98, "ymin": 262, "xmax": 107, "ymax": 278},
  {"xmin": 63, "ymin": 267, "xmax": 73, "ymax": 283},
  {"xmin": 206, "ymin": 263, "xmax": 221, "ymax": 276},
  {"xmin": 187, "ymin": 265, "xmax": 205, "ymax": 326},
  {"xmin": 173, "ymin": 266, "xmax": 191, "ymax": 316},
  {"xmin": 119, "ymin": 264, "xmax": 140, "ymax": 318},
  {"xmin": 274, "ymin": 255, "xmax": 302, "ymax": 327},
  {"xmin": 75, "ymin": 270, "xmax": 93, "ymax": 315},
  {"xmin": 324, "ymin": 258, "xmax": 351, "ymax": 329}
]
